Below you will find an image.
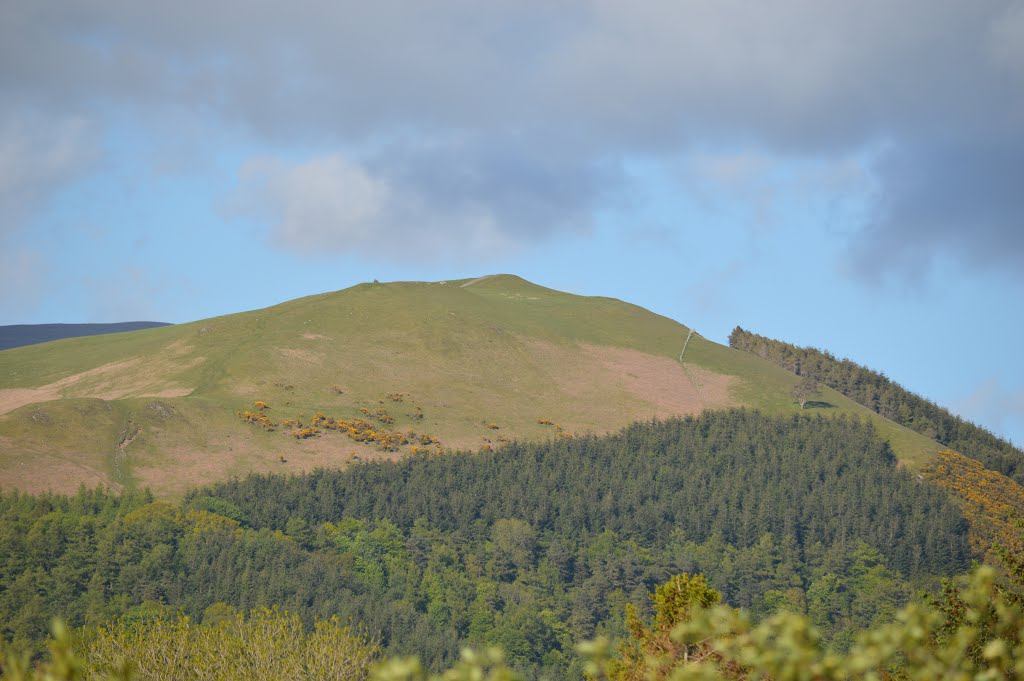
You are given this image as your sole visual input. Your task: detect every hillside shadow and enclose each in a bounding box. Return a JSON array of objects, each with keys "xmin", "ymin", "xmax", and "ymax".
[{"xmin": 803, "ymin": 400, "xmax": 836, "ymax": 410}]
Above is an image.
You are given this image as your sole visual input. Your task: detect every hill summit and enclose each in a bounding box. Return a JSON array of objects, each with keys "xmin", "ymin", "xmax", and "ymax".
[{"xmin": 0, "ymin": 275, "xmax": 935, "ymax": 495}]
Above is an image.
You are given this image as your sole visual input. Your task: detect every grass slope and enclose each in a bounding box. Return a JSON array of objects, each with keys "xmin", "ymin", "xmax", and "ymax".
[{"xmin": 0, "ymin": 275, "xmax": 939, "ymax": 495}]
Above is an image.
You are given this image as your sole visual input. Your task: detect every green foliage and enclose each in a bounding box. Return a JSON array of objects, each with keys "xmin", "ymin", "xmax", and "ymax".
[
  {"xmin": 80, "ymin": 607, "xmax": 378, "ymax": 680},
  {"xmin": 581, "ymin": 565, "xmax": 1024, "ymax": 680},
  {"xmin": 371, "ymin": 648, "xmax": 521, "ymax": 681},
  {"xmin": 197, "ymin": 411, "xmax": 968, "ymax": 577},
  {"xmin": 730, "ymin": 325, "xmax": 1024, "ymax": 483},
  {"xmin": 184, "ymin": 497, "xmax": 248, "ymax": 526},
  {"xmin": 10, "ymin": 567, "xmax": 1024, "ymax": 681},
  {"xmin": 0, "ymin": 414, "xmax": 973, "ymax": 677},
  {"xmin": 0, "ymin": 610, "xmax": 377, "ymax": 681},
  {"xmin": 791, "ymin": 375, "xmax": 820, "ymax": 409},
  {"xmin": 1, "ymin": 621, "xmax": 99, "ymax": 681},
  {"xmin": 611, "ymin": 574, "xmax": 722, "ymax": 680}
]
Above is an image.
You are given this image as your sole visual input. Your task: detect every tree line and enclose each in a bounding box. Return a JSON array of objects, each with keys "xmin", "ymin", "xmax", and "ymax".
[{"xmin": 729, "ymin": 326, "xmax": 1024, "ymax": 483}]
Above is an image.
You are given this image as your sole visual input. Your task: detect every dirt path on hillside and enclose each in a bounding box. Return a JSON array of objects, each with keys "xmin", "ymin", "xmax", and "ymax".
[{"xmin": 461, "ymin": 275, "xmax": 496, "ymax": 288}]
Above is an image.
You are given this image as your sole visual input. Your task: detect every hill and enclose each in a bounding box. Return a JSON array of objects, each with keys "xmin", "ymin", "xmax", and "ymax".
[
  {"xmin": 0, "ymin": 275, "xmax": 940, "ymax": 496},
  {"xmin": 0, "ymin": 322, "xmax": 171, "ymax": 351}
]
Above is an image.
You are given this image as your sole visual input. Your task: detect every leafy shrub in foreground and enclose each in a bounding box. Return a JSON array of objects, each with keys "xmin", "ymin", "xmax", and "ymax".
[{"xmin": 1, "ymin": 609, "xmax": 378, "ymax": 681}]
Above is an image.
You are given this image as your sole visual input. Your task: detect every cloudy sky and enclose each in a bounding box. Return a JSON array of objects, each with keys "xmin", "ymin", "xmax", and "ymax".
[{"xmin": 2, "ymin": 1, "xmax": 1023, "ymax": 444}]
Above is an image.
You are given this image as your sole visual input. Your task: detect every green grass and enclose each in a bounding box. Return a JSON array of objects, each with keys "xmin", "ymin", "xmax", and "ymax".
[{"xmin": 0, "ymin": 274, "xmax": 942, "ymax": 495}]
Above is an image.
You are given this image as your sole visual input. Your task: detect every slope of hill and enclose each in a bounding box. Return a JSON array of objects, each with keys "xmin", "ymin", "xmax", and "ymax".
[
  {"xmin": 0, "ymin": 322, "xmax": 171, "ymax": 351},
  {"xmin": 728, "ymin": 326, "xmax": 1024, "ymax": 560},
  {"xmin": 728, "ymin": 326, "xmax": 1024, "ymax": 484},
  {"xmin": 0, "ymin": 275, "xmax": 940, "ymax": 496}
]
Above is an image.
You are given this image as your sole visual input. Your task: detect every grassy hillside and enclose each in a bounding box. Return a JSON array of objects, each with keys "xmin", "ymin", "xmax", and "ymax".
[{"xmin": 0, "ymin": 275, "xmax": 940, "ymax": 495}]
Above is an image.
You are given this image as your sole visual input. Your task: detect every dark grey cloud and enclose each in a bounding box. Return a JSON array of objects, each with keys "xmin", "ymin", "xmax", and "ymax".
[
  {"xmin": 2, "ymin": 0, "xmax": 1022, "ymax": 275},
  {"xmin": 849, "ymin": 139, "xmax": 1024, "ymax": 281}
]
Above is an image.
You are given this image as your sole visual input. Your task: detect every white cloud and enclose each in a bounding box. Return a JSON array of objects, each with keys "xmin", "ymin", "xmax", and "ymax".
[
  {"xmin": 232, "ymin": 153, "xmax": 521, "ymax": 260},
  {"xmin": 244, "ymin": 155, "xmax": 390, "ymax": 247}
]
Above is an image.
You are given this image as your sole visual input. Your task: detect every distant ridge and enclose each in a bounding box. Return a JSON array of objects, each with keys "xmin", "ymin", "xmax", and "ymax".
[{"xmin": 0, "ymin": 322, "xmax": 172, "ymax": 351}]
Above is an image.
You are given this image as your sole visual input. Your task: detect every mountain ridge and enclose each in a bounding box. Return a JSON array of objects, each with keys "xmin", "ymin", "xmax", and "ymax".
[{"xmin": 0, "ymin": 322, "xmax": 172, "ymax": 351}]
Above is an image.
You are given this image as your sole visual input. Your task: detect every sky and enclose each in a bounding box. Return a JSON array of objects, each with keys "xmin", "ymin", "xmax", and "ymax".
[{"xmin": 1, "ymin": 1, "xmax": 1023, "ymax": 445}]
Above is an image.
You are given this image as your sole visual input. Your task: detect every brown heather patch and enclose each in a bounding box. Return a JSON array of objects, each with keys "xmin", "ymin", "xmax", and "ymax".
[
  {"xmin": 580, "ymin": 344, "xmax": 734, "ymax": 416},
  {"xmin": 526, "ymin": 340, "xmax": 736, "ymax": 427}
]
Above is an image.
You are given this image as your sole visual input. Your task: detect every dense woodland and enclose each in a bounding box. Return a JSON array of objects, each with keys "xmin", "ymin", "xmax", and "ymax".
[
  {"xmin": 0, "ymin": 411, "xmax": 972, "ymax": 678},
  {"xmin": 8, "ymin": 562, "xmax": 1024, "ymax": 680},
  {"xmin": 729, "ymin": 326, "xmax": 1024, "ymax": 483}
]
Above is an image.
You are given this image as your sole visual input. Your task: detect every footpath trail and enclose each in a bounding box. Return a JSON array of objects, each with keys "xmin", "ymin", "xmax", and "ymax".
[
  {"xmin": 678, "ymin": 329, "xmax": 709, "ymax": 408},
  {"xmin": 460, "ymin": 275, "xmax": 496, "ymax": 288}
]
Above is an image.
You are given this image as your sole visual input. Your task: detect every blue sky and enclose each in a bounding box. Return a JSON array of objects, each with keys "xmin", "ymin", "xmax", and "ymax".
[{"xmin": 2, "ymin": 1, "xmax": 1023, "ymax": 445}]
